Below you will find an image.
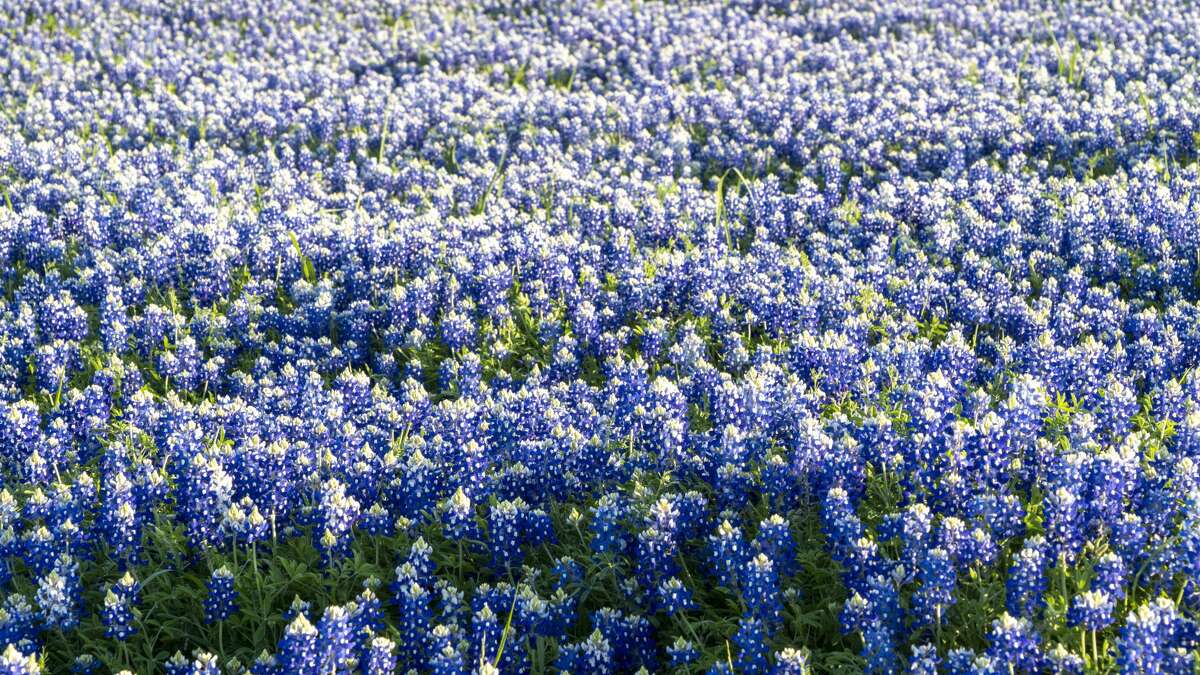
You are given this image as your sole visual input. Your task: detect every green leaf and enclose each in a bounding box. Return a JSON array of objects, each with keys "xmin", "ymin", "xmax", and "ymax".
[{"xmin": 288, "ymin": 231, "xmax": 316, "ymax": 283}]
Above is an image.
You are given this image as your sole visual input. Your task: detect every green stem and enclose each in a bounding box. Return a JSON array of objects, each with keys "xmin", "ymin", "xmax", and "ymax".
[
  {"xmin": 458, "ymin": 540, "xmax": 465, "ymax": 588},
  {"xmin": 1059, "ymin": 552, "xmax": 1068, "ymax": 609},
  {"xmin": 935, "ymin": 605, "xmax": 942, "ymax": 648},
  {"xmin": 251, "ymin": 542, "xmax": 261, "ymax": 596},
  {"xmin": 493, "ymin": 592, "xmax": 519, "ymax": 667},
  {"xmin": 679, "ymin": 612, "xmax": 703, "ymax": 650}
]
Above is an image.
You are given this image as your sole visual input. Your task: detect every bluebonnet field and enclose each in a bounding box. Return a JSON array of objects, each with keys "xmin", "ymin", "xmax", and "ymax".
[{"xmin": 2, "ymin": 0, "xmax": 1200, "ymax": 673}]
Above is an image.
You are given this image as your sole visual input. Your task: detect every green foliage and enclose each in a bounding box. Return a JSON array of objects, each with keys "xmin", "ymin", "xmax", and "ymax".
[{"xmin": 288, "ymin": 231, "xmax": 317, "ymax": 285}]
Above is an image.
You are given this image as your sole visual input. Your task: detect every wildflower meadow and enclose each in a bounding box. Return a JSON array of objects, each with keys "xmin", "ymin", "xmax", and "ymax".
[{"xmin": 1, "ymin": 1, "xmax": 1200, "ymax": 673}]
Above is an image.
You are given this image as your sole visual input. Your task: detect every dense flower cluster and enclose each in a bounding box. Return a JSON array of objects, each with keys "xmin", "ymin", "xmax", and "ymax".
[{"xmin": 2, "ymin": 0, "xmax": 1200, "ymax": 672}]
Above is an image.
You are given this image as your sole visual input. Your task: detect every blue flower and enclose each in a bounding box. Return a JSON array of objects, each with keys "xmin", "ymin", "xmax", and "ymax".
[
  {"xmin": 742, "ymin": 553, "xmax": 783, "ymax": 629},
  {"xmin": 487, "ymin": 498, "xmax": 527, "ymax": 571},
  {"xmin": 773, "ymin": 648, "xmax": 812, "ymax": 674},
  {"xmin": 1117, "ymin": 598, "xmax": 1196, "ymax": 674},
  {"xmin": 36, "ymin": 556, "xmax": 82, "ymax": 631},
  {"xmin": 0, "ymin": 644, "xmax": 39, "ymax": 674},
  {"xmin": 908, "ymin": 644, "xmax": 939, "ymax": 675},
  {"xmin": 203, "ymin": 566, "xmax": 238, "ymax": 623},
  {"xmin": 556, "ymin": 630, "xmax": 613, "ymax": 675},
  {"xmin": 913, "ymin": 547, "xmax": 956, "ymax": 628},
  {"xmin": 734, "ymin": 616, "xmax": 769, "ymax": 675},
  {"xmin": 667, "ymin": 637, "xmax": 700, "ymax": 666},
  {"xmin": 102, "ymin": 589, "xmax": 137, "ymax": 641},
  {"xmin": 441, "ymin": 487, "xmax": 479, "ymax": 541},
  {"xmin": 276, "ymin": 615, "xmax": 320, "ymax": 674},
  {"xmin": 987, "ymin": 613, "xmax": 1041, "ymax": 673},
  {"xmin": 362, "ymin": 636, "xmax": 397, "ymax": 675},
  {"xmin": 656, "ymin": 577, "xmax": 696, "ymax": 614},
  {"xmin": 1006, "ymin": 537, "xmax": 1048, "ymax": 618},
  {"xmin": 1067, "ymin": 591, "xmax": 1114, "ymax": 631}
]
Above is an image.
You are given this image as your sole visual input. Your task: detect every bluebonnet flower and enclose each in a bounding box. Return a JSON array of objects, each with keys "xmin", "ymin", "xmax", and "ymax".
[
  {"xmin": 1117, "ymin": 598, "xmax": 1196, "ymax": 674},
  {"xmin": 39, "ymin": 291, "xmax": 88, "ymax": 342},
  {"xmin": 821, "ymin": 486, "xmax": 864, "ymax": 566},
  {"xmin": 708, "ymin": 519, "xmax": 750, "ymax": 589},
  {"xmin": 761, "ymin": 454, "xmax": 798, "ymax": 510},
  {"xmin": 102, "ymin": 589, "xmax": 137, "ymax": 641},
  {"xmin": 250, "ymin": 652, "xmax": 278, "ymax": 675},
  {"xmin": 283, "ymin": 596, "xmax": 312, "ymax": 624},
  {"xmin": 405, "ymin": 537, "xmax": 437, "ymax": 581},
  {"xmin": 1043, "ymin": 486, "xmax": 1085, "ymax": 564},
  {"xmin": 427, "ymin": 625, "xmax": 466, "ymax": 675},
  {"xmin": 1092, "ymin": 552, "xmax": 1127, "ymax": 600},
  {"xmin": 314, "ymin": 606, "xmax": 356, "ymax": 672},
  {"xmin": 908, "ymin": 644, "xmax": 939, "ymax": 675},
  {"xmin": 551, "ymin": 557, "xmax": 583, "ymax": 590},
  {"xmin": 168, "ymin": 427, "xmax": 232, "ymax": 552},
  {"xmin": 862, "ymin": 618, "xmax": 898, "ymax": 674},
  {"xmin": 470, "ymin": 604, "xmax": 502, "ymax": 669},
  {"xmin": 226, "ymin": 498, "xmax": 270, "ymax": 545},
  {"xmin": 362, "ymin": 636, "xmax": 396, "ymax": 675},
  {"xmin": 636, "ymin": 525, "xmax": 679, "ymax": 595},
  {"xmin": 525, "ymin": 508, "xmax": 555, "ymax": 546},
  {"xmin": 98, "ymin": 471, "xmax": 141, "ymax": 564},
  {"xmin": 314, "ymin": 478, "xmax": 360, "ymax": 567},
  {"xmin": 1043, "ymin": 644, "xmax": 1085, "ymax": 674},
  {"xmin": 487, "ymin": 498, "xmax": 526, "ymax": 571},
  {"xmin": 0, "ymin": 595, "xmax": 38, "ymax": 648},
  {"xmin": 773, "ymin": 648, "xmax": 812, "ymax": 674},
  {"xmin": 442, "ymin": 487, "xmax": 479, "ymax": 541},
  {"xmin": 742, "ymin": 553, "xmax": 783, "ymax": 628},
  {"xmin": 357, "ymin": 503, "xmax": 391, "ymax": 537},
  {"xmin": 1111, "ymin": 514, "xmax": 1150, "ymax": 568},
  {"xmin": 1068, "ymin": 591, "xmax": 1114, "ymax": 631},
  {"xmin": 351, "ymin": 587, "xmax": 384, "ymax": 636},
  {"xmin": 755, "ymin": 514, "xmax": 798, "ymax": 578},
  {"xmin": 203, "ymin": 566, "xmax": 238, "ymax": 623},
  {"xmin": 656, "ymin": 577, "xmax": 696, "ymax": 614},
  {"xmin": 735, "ymin": 615, "xmax": 770, "ymax": 674},
  {"xmin": 0, "ymin": 644, "xmax": 39, "ymax": 674},
  {"xmin": 36, "ymin": 556, "xmax": 82, "ymax": 631},
  {"xmin": 556, "ymin": 630, "xmax": 614, "ymax": 674},
  {"xmin": 434, "ymin": 584, "xmax": 467, "ymax": 639},
  {"xmin": 590, "ymin": 493, "xmax": 630, "ymax": 556},
  {"xmin": 987, "ymin": 614, "xmax": 1041, "ymax": 673},
  {"xmin": 276, "ymin": 615, "xmax": 320, "ymax": 674},
  {"xmin": 898, "ymin": 503, "xmax": 933, "ymax": 568},
  {"xmin": 943, "ymin": 648, "xmax": 994, "ymax": 675},
  {"xmin": 164, "ymin": 651, "xmax": 191, "ymax": 675},
  {"xmin": 667, "ymin": 637, "xmax": 700, "ymax": 667},
  {"xmin": 70, "ymin": 654, "xmax": 101, "ymax": 675},
  {"xmin": 913, "ymin": 548, "xmax": 956, "ymax": 628},
  {"xmin": 398, "ymin": 447, "xmax": 437, "ymax": 520},
  {"xmin": 592, "ymin": 608, "xmax": 656, "ymax": 672},
  {"xmin": 396, "ymin": 581, "xmax": 432, "ymax": 669},
  {"xmin": 1006, "ymin": 537, "xmax": 1048, "ymax": 618},
  {"xmin": 23, "ymin": 526, "xmax": 59, "ymax": 576}
]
